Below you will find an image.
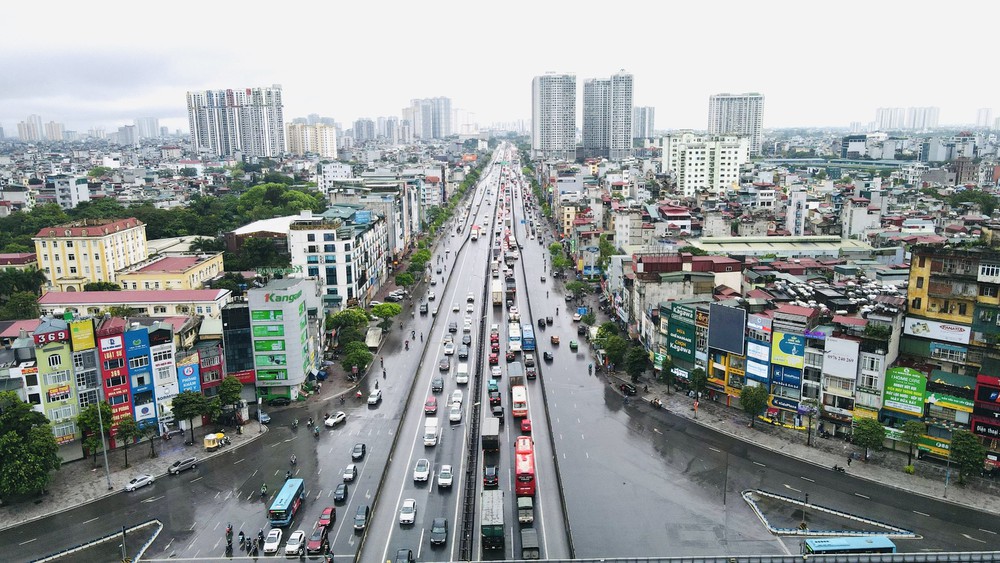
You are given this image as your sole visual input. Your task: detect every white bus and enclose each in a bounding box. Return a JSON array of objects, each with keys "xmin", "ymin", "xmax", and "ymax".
[{"xmin": 508, "ymin": 322, "xmax": 522, "ymax": 353}]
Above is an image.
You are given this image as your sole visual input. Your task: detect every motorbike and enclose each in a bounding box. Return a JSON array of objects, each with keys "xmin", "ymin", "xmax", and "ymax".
[
  {"xmin": 238, "ymin": 532, "xmax": 245, "ymax": 550},
  {"xmin": 832, "ymin": 464, "xmax": 846, "ymax": 473},
  {"xmin": 260, "ymin": 485, "xmax": 267, "ymax": 497},
  {"xmin": 313, "ymin": 426, "xmax": 320, "ymax": 438},
  {"xmin": 291, "ymin": 419, "xmax": 298, "ymax": 430}
]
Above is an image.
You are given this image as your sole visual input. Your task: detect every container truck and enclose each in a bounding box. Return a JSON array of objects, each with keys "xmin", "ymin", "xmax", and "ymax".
[
  {"xmin": 491, "ymin": 279, "xmax": 503, "ymax": 306},
  {"xmin": 481, "ymin": 417, "xmax": 500, "ymax": 452},
  {"xmin": 481, "ymin": 490, "xmax": 504, "ymax": 552}
]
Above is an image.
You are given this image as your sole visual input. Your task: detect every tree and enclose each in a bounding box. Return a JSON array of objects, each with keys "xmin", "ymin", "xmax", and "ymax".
[
  {"xmin": 394, "ymin": 272, "xmax": 415, "ymax": 290},
  {"xmin": 623, "ymin": 346, "xmax": 649, "ymax": 382},
  {"xmin": 218, "ymin": 375, "xmax": 244, "ymax": 414},
  {"xmin": 83, "ymin": 282, "xmax": 121, "ymax": 291},
  {"xmin": 179, "ymin": 167, "xmax": 198, "ymax": 177},
  {"xmin": 337, "ymin": 325, "xmax": 366, "ymax": 347},
  {"xmin": 113, "ymin": 415, "xmax": 143, "ymax": 468},
  {"xmin": 565, "ymin": 281, "xmax": 588, "ymax": 299},
  {"xmin": 852, "ymin": 418, "xmax": 886, "ymax": 461},
  {"xmin": 76, "ymin": 402, "xmax": 113, "ymax": 467},
  {"xmin": 548, "ymin": 242, "xmax": 564, "ymax": 257},
  {"xmin": 0, "ymin": 291, "xmax": 40, "ymax": 320},
  {"xmin": 0, "ymin": 391, "xmax": 61, "ymax": 499},
  {"xmin": 580, "ymin": 312, "xmax": 596, "ymax": 326},
  {"xmin": 190, "ymin": 237, "xmax": 225, "ymax": 253},
  {"xmin": 87, "ymin": 166, "xmax": 112, "ymax": 178},
  {"xmin": 371, "ymin": 303, "xmax": 402, "ymax": 332},
  {"xmin": 141, "ymin": 422, "xmax": 158, "ymax": 459},
  {"xmin": 171, "ymin": 391, "xmax": 208, "ymax": 445},
  {"xmin": 900, "ymin": 420, "xmax": 926, "ymax": 466},
  {"xmin": 951, "ymin": 430, "xmax": 987, "ymax": 484},
  {"xmin": 740, "ymin": 385, "xmax": 769, "ymax": 428},
  {"xmin": 106, "ymin": 305, "xmax": 136, "ymax": 318},
  {"xmin": 597, "ymin": 234, "xmax": 616, "ymax": 271},
  {"xmin": 595, "ymin": 322, "xmax": 618, "ymax": 347},
  {"xmin": 604, "ymin": 335, "xmax": 629, "ymax": 368},
  {"xmin": 328, "ymin": 307, "xmax": 370, "ymax": 331},
  {"xmin": 676, "ymin": 245, "xmax": 709, "ymax": 256},
  {"xmin": 227, "ymin": 236, "xmax": 289, "ymax": 272},
  {"xmin": 342, "ymin": 341, "xmax": 369, "ymax": 357},
  {"xmin": 689, "ymin": 368, "xmax": 708, "ymax": 396},
  {"xmin": 551, "ymin": 255, "xmax": 573, "ymax": 271},
  {"xmin": 342, "ymin": 348, "xmax": 373, "ymax": 374}
]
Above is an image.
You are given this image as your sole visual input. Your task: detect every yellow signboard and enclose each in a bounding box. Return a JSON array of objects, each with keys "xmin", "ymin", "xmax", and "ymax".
[{"xmin": 70, "ymin": 320, "xmax": 96, "ymax": 351}]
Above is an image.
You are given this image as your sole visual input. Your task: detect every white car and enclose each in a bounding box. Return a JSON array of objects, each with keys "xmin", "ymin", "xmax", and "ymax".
[
  {"xmin": 443, "ymin": 342, "xmax": 455, "ymax": 355},
  {"xmin": 324, "ymin": 411, "xmax": 347, "ymax": 427},
  {"xmin": 367, "ymin": 389, "xmax": 382, "ymax": 405},
  {"xmin": 450, "ymin": 389, "xmax": 463, "ymax": 407},
  {"xmin": 437, "ymin": 464, "xmax": 454, "ymax": 488},
  {"xmin": 452, "ymin": 303, "xmax": 460, "ymax": 312},
  {"xmin": 463, "ymin": 320, "xmax": 473, "ymax": 333},
  {"xmin": 466, "ymin": 303, "xmax": 474, "ymax": 313},
  {"xmin": 573, "ymin": 313, "xmax": 582, "ymax": 322},
  {"xmin": 490, "ymin": 324, "xmax": 500, "ymax": 335},
  {"xmin": 466, "ymin": 292, "xmax": 475, "ymax": 302},
  {"xmin": 284, "ymin": 530, "xmax": 305, "ymax": 556},
  {"xmin": 124, "ymin": 474, "xmax": 154, "ymax": 491},
  {"xmin": 491, "ymin": 365, "xmax": 502, "ymax": 378},
  {"xmin": 399, "ymin": 498, "xmax": 417, "ymax": 525},
  {"xmin": 263, "ymin": 529, "xmax": 283, "ymax": 554},
  {"xmin": 428, "ymin": 291, "xmax": 436, "ymax": 301},
  {"xmin": 413, "ymin": 459, "xmax": 430, "ymax": 482},
  {"xmin": 448, "ymin": 405, "xmax": 463, "ymax": 423}
]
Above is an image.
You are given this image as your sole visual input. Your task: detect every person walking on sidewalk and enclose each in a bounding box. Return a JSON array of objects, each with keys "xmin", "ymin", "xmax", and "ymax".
[
  {"xmin": 380, "ymin": 357, "xmax": 384, "ymax": 367},
  {"xmin": 847, "ymin": 456, "xmax": 852, "ymax": 467}
]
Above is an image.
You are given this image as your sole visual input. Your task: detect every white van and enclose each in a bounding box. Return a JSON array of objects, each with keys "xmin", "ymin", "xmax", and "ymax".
[
  {"xmin": 423, "ymin": 417, "xmax": 439, "ymax": 446},
  {"xmin": 456, "ymin": 362, "xmax": 469, "ymax": 384}
]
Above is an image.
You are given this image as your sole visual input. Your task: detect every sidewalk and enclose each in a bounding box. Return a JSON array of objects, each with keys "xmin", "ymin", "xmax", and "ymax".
[{"xmin": 0, "ymin": 421, "xmax": 267, "ymax": 531}]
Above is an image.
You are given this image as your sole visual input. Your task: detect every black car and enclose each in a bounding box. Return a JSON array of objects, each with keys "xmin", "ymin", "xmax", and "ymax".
[
  {"xmin": 483, "ymin": 465, "xmax": 499, "ymax": 487},
  {"xmin": 458, "ymin": 345, "xmax": 469, "ymax": 359},
  {"xmin": 351, "ymin": 443, "xmax": 366, "ymax": 460},
  {"xmin": 461, "ymin": 334, "xmax": 472, "ymax": 346},
  {"xmin": 448, "ymin": 321, "xmax": 458, "ymax": 333},
  {"xmin": 543, "ymin": 351, "xmax": 554, "ymax": 362},
  {"xmin": 537, "ymin": 318, "xmax": 545, "ymax": 329},
  {"xmin": 491, "ymin": 405, "xmax": 504, "ymax": 425},
  {"xmin": 429, "ymin": 517, "xmax": 449, "ymax": 545},
  {"xmin": 431, "ymin": 376, "xmax": 444, "ymax": 393},
  {"xmin": 439, "ymin": 357, "xmax": 451, "ymax": 371},
  {"xmin": 334, "ymin": 483, "xmax": 348, "ymax": 503},
  {"xmin": 394, "ymin": 549, "xmax": 415, "ymax": 563},
  {"xmin": 577, "ymin": 325, "xmax": 588, "ymax": 335},
  {"xmin": 268, "ymin": 397, "xmax": 291, "ymax": 407},
  {"xmin": 419, "ymin": 303, "xmax": 428, "ymax": 315},
  {"xmin": 620, "ymin": 383, "xmax": 638, "ymax": 396}
]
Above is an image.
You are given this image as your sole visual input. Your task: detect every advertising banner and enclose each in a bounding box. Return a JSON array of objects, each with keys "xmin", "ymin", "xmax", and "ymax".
[
  {"xmin": 670, "ymin": 304, "xmax": 695, "ymax": 325},
  {"xmin": 771, "ymin": 364, "xmax": 801, "ymax": 388},
  {"xmin": 708, "ymin": 303, "xmax": 747, "ymax": 356},
  {"xmin": 254, "ymin": 339, "xmax": 285, "ymax": 352},
  {"xmin": 253, "ymin": 325, "xmax": 285, "ymax": 337},
  {"xmin": 176, "ymin": 356, "xmax": 201, "ymax": 393},
  {"xmin": 746, "ymin": 341, "xmax": 770, "ymax": 363},
  {"xmin": 100, "ymin": 335, "xmax": 123, "ymax": 353},
  {"xmin": 903, "ymin": 316, "xmax": 971, "ymax": 345},
  {"xmin": 251, "ymin": 309, "xmax": 284, "ymax": 322},
  {"xmin": 771, "ymin": 332, "xmax": 805, "ymax": 369},
  {"xmin": 746, "ymin": 360, "xmax": 769, "ymax": 382},
  {"xmin": 747, "ymin": 314, "xmax": 771, "ymax": 332},
  {"xmin": 668, "ymin": 321, "xmax": 696, "ymax": 363},
  {"xmin": 823, "ymin": 337, "xmax": 860, "ymax": 377},
  {"xmin": 883, "ymin": 367, "xmax": 927, "ymax": 415},
  {"xmin": 70, "ymin": 320, "xmax": 96, "ymax": 351},
  {"xmin": 927, "ymin": 393, "xmax": 973, "ymax": 412},
  {"xmin": 973, "ymin": 419, "xmax": 1000, "ymax": 439}
]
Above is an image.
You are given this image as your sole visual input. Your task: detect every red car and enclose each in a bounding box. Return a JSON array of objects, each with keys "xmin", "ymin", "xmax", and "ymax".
[
  {"xmin": 505, "ymin": 351, "xmax": 516, "ymax": 363},
  {"xmin": 490, "ymin": 333, "xmax": 499, "ymax": 343},
  {"xmin": 306, "ymin": 523, "xmax": 329, "ymax": 554},
  {"xmin": 521, "ymin": 418, "xmax": 532, "ymax": 433},
  {"xmin": 490, "ymin": 342, "xmax": 500, "ymax": 353},
  {"xmin": 318, "ymin": 506, "xmax": 335, "ymax": 527},
  {"xmin": 424, "ymin": 396, "xmax": 437, "ymax": 415},
  {"xmin": 489, "ymin": 353, "xmax": 499, "ymax": 365}
]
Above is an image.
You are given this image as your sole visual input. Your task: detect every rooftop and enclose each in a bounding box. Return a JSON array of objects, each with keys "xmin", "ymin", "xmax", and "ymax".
[
  {"xmin": 39, "ymin": 289, "xmax": 230, "ymax": 305},
  {"xmin": 34, "ymin": 217, "xmax": 143, "ymax": 239}
]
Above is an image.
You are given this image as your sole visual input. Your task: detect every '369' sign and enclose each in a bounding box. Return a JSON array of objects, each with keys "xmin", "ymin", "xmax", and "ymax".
[{"xmin": 34, "ymin": 330, "xmax": 69, "ymax": 346}]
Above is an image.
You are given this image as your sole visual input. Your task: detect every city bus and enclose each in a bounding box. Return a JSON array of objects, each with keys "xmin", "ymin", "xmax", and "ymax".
[
  {"xmin": 511, "ymin": 386, "xmax": 528, "ymax": 418},
  {"xmin": 514, "ymin": 451, "xmax": 536, "ymax": 496},
  {"xmin": 268, "ymin": 478, "xmax": 305, "ymax": 527},
  {"xmin": 508, "ymin": 323, "xmax": 522, "ymax": 353},
  {"xmin": 515, "ymin": 435, "xmax": 533, "ymax": 456},
  {"xmin": 801, "ymin": 536, "xmax": 896, "ymax": 555},
  {"xmin": 521, "ymin": 324, "xmax": 535, "ymax": 351}
]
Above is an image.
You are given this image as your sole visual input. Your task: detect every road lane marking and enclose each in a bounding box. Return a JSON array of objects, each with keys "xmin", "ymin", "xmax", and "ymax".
[
  {"xmin": 270, "ymin": 441, "xmax": 281, "ymax": 448},
  {"xmin": 753, "ymin": 461, "xmax": 766, "ymax": 467},
  {"xmin": 979, "ymin": 528, "xmax": 996, "ymax": 534},
  {"xmin": 783, "ymin": 484, "xmax": 801, "ymax": 493},
  {"xmin": 142, "ymin": 495, "xmax": 164, "ymax": 503},
  {"xmin": 913, "ymin": 510, "xmax": 930, "ymax": 517},
  {"xmin": 709, "ymin": 447, "xmax": 721, "ymax": 452},
  {"xmin": 962, "ymin": 533, "xmax": 987, "ymax": 544},
  {"xmin": 581, "ymin": 434, "xmax": 585, "ymax": 440},
  {"xmin": 234, "ymin": 458, "xmax": 245, "ymax": 464},
  {"xmin": 585, "ymin": 452, "xmax": 589, "ymax": 459},
  {"xmin": 18, "ymin": 538, "xmax": 37, "ymax": 545},
  {"xmin": 854, "ymin": 493, "xmax": 870, "ymax": 499},
  {"xmin": 82, "ymin": 517, "xmax": 99, "ymax": 524},
  {"xmin": 800, "ymin": 477, "xmax": 815, "ymax": 483},
  {"xmin": 190, "ymin": 476, "xmax": 203, "ymax": 483}
]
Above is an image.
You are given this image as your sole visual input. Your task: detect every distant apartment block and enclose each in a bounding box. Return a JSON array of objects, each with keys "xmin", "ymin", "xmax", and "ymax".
[
  {"xmin": 36, "ymin": 174, "xmax": 91, "ymax": 210},
  {"xmin": 287, "ymin": 123, "xmax": 338, "ymax": 158},
  {"xmin": 633, "ymin": 106, "xmax": 655, "ymax": 139},
  {"xmin": 582, "ymin": 71, "xmax": 633, "ymax": 160},
  {"xmin": 659, "ymin": 132, "xmax": 749, "ymax": 197},
  {"xmin": 708, "ymin": 92, "xmax": 764, "ymax": 156},
  {"xmin": 33, "ymin": 218, "xmax": 148, "ymax": 292},
  {"xmin": 186, "ymin": 85, "xmax": 285, "ymax": 158},
  {"xmin": 403, "ymin": 98, "xmax": 451, "ymax": 140},
  {"xmin": 532, "ymin": 73, "xmax": 576, "ymax": 161}
]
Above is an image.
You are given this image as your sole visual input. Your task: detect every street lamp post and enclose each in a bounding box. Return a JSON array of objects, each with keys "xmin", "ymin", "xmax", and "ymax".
[
  {"xmin": 257, "ymin": 397, "xmax": 263, "ymax": 434},
  {"xmin": 96, "ymin": 396, "xmax": 113, "ymax": 491}
]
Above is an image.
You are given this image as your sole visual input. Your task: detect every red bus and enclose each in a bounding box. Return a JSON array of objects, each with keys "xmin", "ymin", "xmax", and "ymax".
[
  {"xmin": 514, "ymin": 451, "xmax": 536, "ymax": 496},
  {"xmin": 515, "ymin": 436, "xmax": 533, "ymax": 456}
]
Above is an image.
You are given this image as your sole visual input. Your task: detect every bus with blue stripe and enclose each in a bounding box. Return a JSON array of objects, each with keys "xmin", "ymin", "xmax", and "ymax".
[
  {"xmin": 268, "ymin": 478, "xmax": 305, "ymax": 527},
  {"xmin": 521, "ymin": 324, "xmax": 535, "ymax": 351},
  {"xmin": 801, "ymin": 536, "xmax": 896, "ymax": 554}
]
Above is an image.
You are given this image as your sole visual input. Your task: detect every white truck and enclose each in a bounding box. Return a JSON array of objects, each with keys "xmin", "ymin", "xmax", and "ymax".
[
  {"xmin": 423, "ymin": 417, "xmax": 439, "ymax": 446},
  {"xmin": 491, "ymin": 279, "xmax": 503, "ymax": 307},
  {"xmin": 365, "ymin": 327, "xmax": 383, "ymax": 350}
]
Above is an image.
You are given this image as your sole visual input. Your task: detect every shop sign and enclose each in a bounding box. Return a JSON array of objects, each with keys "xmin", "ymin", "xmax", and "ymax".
[{"xmin": 883, "ymin": 367, "xmax": 927, "ymax": 416}]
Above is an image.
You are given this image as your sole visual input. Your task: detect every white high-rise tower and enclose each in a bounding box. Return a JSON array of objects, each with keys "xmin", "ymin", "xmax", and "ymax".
[
  {"xmin": 531, "ymin": 73, "xmax": 576, "ymax": 161},
  {"xmin": 186, "ymin": 85, "xmax": 285, "ymax": 158},
  {"xmin": 708, "ymin": 92, "xmax": 764, "ymax": 156}
]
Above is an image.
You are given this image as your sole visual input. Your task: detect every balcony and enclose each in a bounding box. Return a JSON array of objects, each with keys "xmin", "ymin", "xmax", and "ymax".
[{"xmin": 927, "ymin": 281, "xmax": 978, "ymax": 299}]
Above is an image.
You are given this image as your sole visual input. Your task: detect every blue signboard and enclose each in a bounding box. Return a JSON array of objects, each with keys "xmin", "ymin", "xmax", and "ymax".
[
  {"xmin": 577, "ymin": 306, "xmax": 588, "ymax": 316},
  {"xmin": 354, "ymin": 210, "xmax": 373, "ymax": 224},
  {"xmin": 771, "ymin": 395, "xmax": 800, "ymax": 412},
  {"xmin": 771, "ymin": 364, "xmax": 801, "ymax": 389},
  {"xmin": 177, "ymin": 361, "xmax": 201, "ymax": 393}
]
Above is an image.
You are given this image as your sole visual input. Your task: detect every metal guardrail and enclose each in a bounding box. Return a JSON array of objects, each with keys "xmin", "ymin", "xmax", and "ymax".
[
  {"xmin": 422, "ymin": 554, "xmax": 1000, "ymax": 563},
  {"xmin": 33, "ymin": 518, "xmax": 161, "ymax": 562}
]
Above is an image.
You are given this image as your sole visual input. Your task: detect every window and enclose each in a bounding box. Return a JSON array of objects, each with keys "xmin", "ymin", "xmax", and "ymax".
[
  {"xmin": 862, "ymin": 356, "xmax": 880, "ymax": 372},
  {"xmin": 916, "ymin": 277, "xmax": 924, "ymax": 288},
  {"xmin": 49, "ymin": 405, "xmax": 76, "ymax": 422},
  {"xmin": 201, "ymin": 355, "xmax": 221, "ymax": 367},
  {"xmin": 323, "ymin": 233, "xmax": 335, "ymax": 241},
  {"xmin": 196, "ymin": 306, "xmax": 204, "ymax": 314},
  {"xmin": 911, "ymin": 297, "xmax": 921, "ymax": 310},
  {"xmin": 48, "ymin": 355, "xmax": 63, "ymax": 368},
  {"xmin": 156, "ymin": 366, "xmax": 173, "ymax": 382},
  {"xmin": 105, "ymin": 374, "xmax": 127, "ymax": 387},
  {"xmin": 76, "ymin": 371, "xmax": 98, "ymax": 389},
  {"xmin": 70, "ymin": 267, "xmax": 77, "ymax": 274},
  {"xmin": 981, "ymin": 285, "xmax": 999, "ymax": 298},
  {"xmin": 981, "ymin": 264, "xmax": 1000, "ymax": 277},
  {"xmin": 307, "ymin": 233, "xmax": 315, "ymax": 242},
  {"xmin": 152, "ymin": 349, "xmax": 172, "ymax": 363},
  {"xmin": 132, "ymin": 373, "xmax": 149, "ymax": 387},
  {"xmin": 53, "ymin": 422, "xmax": 76, "ymax": 440},
  {"xmin": 959, "ymin": 303, "xmax": 968, "ymax": 316},
  {"xmin": 129, "ymin": 355, "xmax": 150, "ymax": 369},
  {"xmin": 103, "ymin": 358, "xmax": 125, "ymax": 370},
  {"xmin": 324, "ymin": 244, "xmax": 335, "ymax": 253},
  {"xmin": 202, "ymin": 370, "xmax": 222, "ymax": 383},
  {"xmin": 66, "ymin": 241, "xmax": 73, "ymax": 248},
  {"xmin": 154, "ymin": 306, "xmax": 167, "ymax": 314},
  {"xmin": 68, "ymin": 254, "xmax": 75, "ymax": 261},
  {"xmin": 108, "ymin": 394, "xmax": 129, "ymax": 406}
]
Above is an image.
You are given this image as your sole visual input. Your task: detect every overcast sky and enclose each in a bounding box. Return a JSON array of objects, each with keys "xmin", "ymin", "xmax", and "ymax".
[{"xmin": 2, "ymin": 0, "xmax": 997, "ymax": 136}]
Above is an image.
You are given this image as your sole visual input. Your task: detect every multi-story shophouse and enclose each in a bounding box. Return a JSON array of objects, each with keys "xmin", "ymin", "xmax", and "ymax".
[
  {"xmin": 95, "ymin": 317, "xmax": 131, "ymax": 448},
  {"xmin": 768, "ymin": 304, "xmax": 823, "ymax": 426},
  {"xmin": 222, "ymin": 301, "xmax": 258, "ymax": 403},
  {"xmin": 33, "ymin": 318, "xmax": 78, "ymax": 459},
  {"xmin": 124, "ymin": 324, "xmax": 156, "ymax": 431}
]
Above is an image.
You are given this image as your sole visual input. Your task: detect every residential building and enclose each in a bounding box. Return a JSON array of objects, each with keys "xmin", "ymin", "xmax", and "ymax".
[
  {"xmin": 37, "ymin": 174, "xmax": 91, "ymax": 210},
  {"xmin": 117, "ymin": 252, "xmax": 225, "ymax": 291},
  {"xmin": 404, "ymin": 97, "xmax": 451, "ymax": 140},
  {"xmin": 907, "ymin": 106, "xmax": 939, "ymax": 131},
  {"xmin": 134, "ymin": 117, "xmax": 160, "ymax": 139},
  {"xmin": 286, "ymin": 123, "xmax": 338, "ymax": 158},
  {"xmin": 531, "ymin": 73, "xmax": 576, "ymax": 161},
  {"xmin": 659, "ymin": 132, "xmax": 749, "ymax": 197},
  {"xmin": 353, "ymin": 118, "xmax": 376, "ymax": 143},
  {"xmin": 17, "ymin": 114, "xmax": 44, "ymax": 141},
  {"xmin": 186, "ymin": 85, "xmax": 285, "ymax": 158},
  {"xmin": 707, "ymin": 92, "xmax": 764, "ymax": 155},
  {"xmin": 785, "ymin": 187, "xmax": 808, "ymax": 236},
  {"xmin": 38, "ymin": 289, "xmax": 232, "ymax": 319},
  {"xmin": 633, "ymin": 106, "xmax": 655, "ymax": 139},
  {"xmin": 841, "ymin": 196, "xmax": 881, "ymax": 240},
  {"xmin": 316, "ymin": 162, "xmax": 353, "ymax": 192},
  {"xmin": 875, "ymin": 107, "xmax": 906, "ymax": 131},
  {"xmin": 582, "ymin": 71, "xmax": 633, "ymax": 160},
  {"xmin": 221, "ymin": 302, "xmax": 257, "ymax": 401},
  {"xmin": 44, "ymin": 121, "xmax": 65, "ymax": 142},
  {"xmin": 33, "ymin": 218, "xmax": 148, "ymax": 292}
]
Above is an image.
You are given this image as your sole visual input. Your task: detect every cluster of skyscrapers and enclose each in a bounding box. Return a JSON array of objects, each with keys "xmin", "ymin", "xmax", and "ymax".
[
  {"xmin": 874, "ymin": 107, "xmax": 941, "ymax": 132},
  {"xmin": 13, "ymin": 114, "xmax": 162, "ymax": 144}
]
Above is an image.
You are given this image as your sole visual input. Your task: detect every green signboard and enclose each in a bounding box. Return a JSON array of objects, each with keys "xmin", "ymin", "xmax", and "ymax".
[
  {"xmin": 257, "ymin": 368, "xmax": 287, "ymax": 381},
  {"xmin": 883, "ymin": 367, "xmax": 927, "ymax": 416},
  {"xmin": 253, "ymin": 325, "xmax": 284, "ymax": 337},
  {"xmin": 668, "ymin": 320, "xmax": 696, "ymax": 363},
  {"xmin": 251, "ymin": 310, "xmax": 283, "ymax": 322},
  {"xmin": 653, "ymin": 353, "xmax": 666, "ymax": 370},
  {"xmin": 253, "ymin": 339, "xmax": 285, "ymax": 352},
  {"xmin": 256, "ymin": 354, "xmax": 287, "ymax": 367}
]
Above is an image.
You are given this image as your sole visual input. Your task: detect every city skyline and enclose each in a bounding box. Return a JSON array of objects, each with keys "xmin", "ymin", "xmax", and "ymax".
[{"xmin": 2, "ymin": 0, "xmax": 998, "ymax": 135}]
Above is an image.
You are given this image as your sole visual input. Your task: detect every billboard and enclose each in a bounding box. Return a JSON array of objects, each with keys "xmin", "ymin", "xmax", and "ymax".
[
  {"xmin": 251, "ymin": 309, "xmax": 284, "ymax": 322},
  {"xmin": 770, "ymin": 332, "xmax": 805, "ymax": 369},
  {"xmin": 746, "ymin": 360, "xmax": 769, "ymax": 382},
  {"xmin": 746, "ymin": 341, "xmax": 770, "ymax": 363},
  {"xmin": 176, "ymin": 356, "xmax": 201, "ymax": 393},
  {"xmin": 708, "ymin": 304, "xmax": 747, "ymax": 355},
  {"xmin": 771, "ymin": 364, "xmax": 801, "ymax": 389},
  {"xmin": 823, "ymin": 337, "xmax": 860, "ymax": 377},
  {"xmin": 667, "ymin": 321, "xmax": 696, "ymax": 363},
  {"xmin": 903, "ymin": 317, "xmax": 971, "ymax": 345},
  {"xmin": 70, "ymin": 320, "xmax": 96, "ymax": 351},
  {"xmin": 883, "ymin": 367, "xmax": 927, "ymax": 416}
]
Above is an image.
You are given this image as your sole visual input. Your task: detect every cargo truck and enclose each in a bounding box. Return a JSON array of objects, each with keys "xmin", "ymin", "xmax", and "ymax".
[
  {"xmin": 491, "ymin": 279, "xmax": 503, "ymax": 307},
  {"xmin": 423, "ymin": 418, "xmax": 439, "ymax": 446},
  {"xmin": 517, "ymin": 496, "xmax": 534, "ymax": 524},
  {"xmin": 481, "ymin": 417, "xmax": 500, "ymax": 452},
  {"xmin": 481, "ymin": 490, "xmax": 504, "ymax": 552},
  {"xmin": 507, "ymin": 362, "xmax": 524, "ymax": 397},
  {"xmin": 520, "ymin": 528, "xmax": 540, "ymax": 559},
  {"xmin": 365, "ymin": 327, "xmax": 383, "ymax": 350}
]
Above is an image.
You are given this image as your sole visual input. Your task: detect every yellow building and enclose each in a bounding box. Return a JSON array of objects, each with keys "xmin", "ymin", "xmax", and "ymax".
[
  {"xmin": 118, "ymin": 252, "xmax": 225, "ymax": 291},
  {"xmin": 561, "ymin": 204, "xmax": 577, "ymax": 237},
  {"xmin": 33, "ymin": 218, "xmax": 148, "ymax": 292}
]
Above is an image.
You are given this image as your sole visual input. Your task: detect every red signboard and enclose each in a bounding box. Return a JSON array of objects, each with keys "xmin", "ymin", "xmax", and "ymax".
[
  {"xmin": 230, "ymin": 369, "xmax": 257, "ymax": 384},
  {"xmin": 35, "ymin": 330, "xmax": 70, "ymax": 345}
]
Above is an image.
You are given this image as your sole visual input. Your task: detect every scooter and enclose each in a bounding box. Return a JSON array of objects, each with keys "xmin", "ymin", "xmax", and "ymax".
[
  {"xmin": 313, "ymin": 426, "xmax": 320, "ymax": 438},
  {"xmin": 291, "ymin": 419, "xmax": 298, "ymax": 430},
  {"xmin": 832, "ymin": 464, "xmax": 846, "ymax": 473}
]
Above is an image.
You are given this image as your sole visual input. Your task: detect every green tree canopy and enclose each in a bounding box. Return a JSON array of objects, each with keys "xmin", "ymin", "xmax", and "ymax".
[
  {"xmin": 901, "ymin": 420, "xmax": 926, "ymax": 466},
  {"xmin": 394, "ymin": 272, "xmax": 415, "ymax": 289},
  {"xmin": 548, "ymin": 242, "xmax": 563, "ymax": 257},
  {"xmin": 113, "ymin": 415, "xmax": 143, "ymax": 468},
  {"xmin": 76, "ymin": 402, "xmax": 113, "ymax": 467},
  {"xmin": 676, "ymin": 245, "xmax": 708, "ymax": 256},
  {"xmin": 604, "ymin": 335, "xmax": 629, "ymax": 368},
  {"xmin": 565, "ymin": 281, "xmax": 589, "ymax": 298},
  {"xmin": 226, "ymin": 236, "xmax": 289, "ymax": 272},
  {"xmin": 342, "ymin": 348, "xmax": 373, "ymax": 374},
  {"xmin": 218, "ymin": 376, "xmax": 244, "ymax": 411},
  {"xmin": 740, "ymin": 385, "xmax": 769, "ymax": 427},
  {"xmin": 83, "ymin": 281, "xmax": 121, "ymax": 291},
  {"xmin": 951, "ymin": 430, "xmax": 987, "ymax": 484},
  {"xmin": 580, "ymin": 312, "xmax": 596, "ymax": 326},
  {"xmin": 171, "ymin": 391, "xmax": 208, "ymax": 444},
  {"xmin": 0, "ymin": 391, "xmax": 61, "ymax": 499},
  {"xmin": 0, "ymin": 291, "xmax": 40, "ymax": 320},
  {"xmin": 852, "ymin": 418, "xmax": 886, "ymax": 461},
  {"xmin": 87, "ymin": 166, "xmax": 113, "ymax": 177},
  {"xmin": 623, "ymin": 346, "xmax": 649, "ymax": 382},
  {"xmin": 689, "ymin": 368, "xmax": 708, "ymax": 396},
  {"xmin": 371, "ymin": 303, "xmax": 402, "ymax": 332},
  {"xmin": 327, "ymin": 307, "xmax": 370, "ymax": 331}
]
